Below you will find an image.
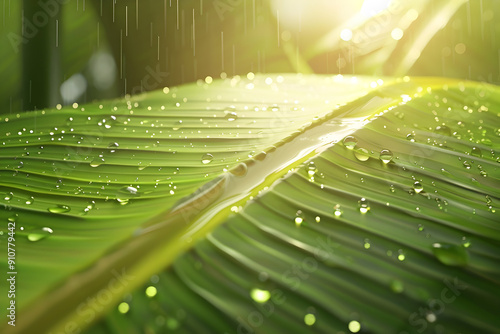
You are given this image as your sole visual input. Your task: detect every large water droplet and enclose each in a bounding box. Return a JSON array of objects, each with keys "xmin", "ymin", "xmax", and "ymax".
[
  {"xmin": 470, "ymin": 147, "xmax": 482, "ymax": 158},
  {"xmin": 358, "ymin": 198, "xmax": 370, "ymax": 213},
  {"xmin": 307, "ymin": 161, "xmax": 317, "ymax": 177},
  {"xmin": 295, "ymin": 210, "xmax": 304, "ymax": 225},
  {"xmin": 225, "ymin": 111, "xmax": 238, "ymax": 121},
  {"xmin": 48, "ymin": 205, "xmax": 71, "ymax": 213},
  {"xmin": 354, "ymin": 148, "xmax": 370, "ymax": 161},
  {"xmin": 343, "ymin": 136, "xmax": 357, "ymax": 149},
  {"xmin": 413, "ymin": 181, "xmax": 424, "ymax": 194},
  {"xmin": 27, "ymin": 227, "xmax": 53, "ymax": 242},
  {"xmin": 432, "ymin": 243, "xmax": 469, "ymax": 266},
  {"xmin": 333, "ymin": 204, "xmax": 342, "ymax": 217},
  {"xmin": 379, "ymin": 149, "xmax": 393, "ymax": 163},
  {"xmin": 90, "ymin": 158, "xmax": 104, "ymax": 167},
  {"xmin": 434, "ymin": 125, "xmax": 451, "ymax": 136},
  {"xmin": 201, "ymin": 153, "xmax": 213, "ymax": 164}
]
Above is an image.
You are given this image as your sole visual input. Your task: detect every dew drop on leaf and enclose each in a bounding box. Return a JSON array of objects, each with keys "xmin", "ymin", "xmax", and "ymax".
[
  {"xmin": 307, "ymin": 161, "xmax": 317, "ymax": 177},
  {"xmin": 413, "ymin": 181, "xmax": 424, "ymax": 194},
  {"xmin": 379, "ymin": 149, "xmax": 393, "ymax": 163},
  {"xmin": 470, "ymin": 146, "xmax": 482, "ymax": 157},
  {"xmin": 295, "ymin": 210, "xmax": 304, "ymax": 225},
  {"xmin": 434, "ymin": 125, "xmax": 451, "ymax": 136},
  {"xmin": 90, "ymin": 159, "xmax": 104, "ymax": 167},
  {"xmin": 343, "ymin": 136, "xmax": 357, "ymax": 149},
  {"xmin": 201, "ymin": 153, "xmax": 213, "ymax": 164},
  {"xmin": 224, "ymin": 111, "xmax": 238, "ymax": 121},
  {"xmin": 354, "ymin": 148, "xmax": 370, "ymax": 161},
  {"xmin": 461, "ymin": 237, "xmax": 471, "ymax": 248},
  {"xmin": 48, "ymin": 205, "xmax": 71, "ymax": 213},
  {"xmin": 358, "ymin": 198, "xmax": 370, "ymax": 213},
  {"xmin": 27, "ymin": 227, "xmax": 53, "ymax": 242},
  {"xmin": 432, "ymin": 243, "xmax": 469, "ymax": 266},
  {"xmin": 333, "ymin": 204, "xmax": 342, "ymax": 217}
]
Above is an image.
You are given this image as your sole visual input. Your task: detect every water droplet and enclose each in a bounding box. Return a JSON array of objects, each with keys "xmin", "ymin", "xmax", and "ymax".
[
  {"xmin": 333, "ymin": 204, "xmax": 342, "ymax": 217},
  {"xmin": 470, "ymin": 147, "xmax": 482, "ymax": 157},
  {"xmin": 304, "ymin": 313, "xmax": 316, "ymax": 326},
  {"xmin": 4, "ymin": 192, "xmax": 13, "ymax": 201},
  {"xmin": 413, "ymin": 181, "xmax": 424, "ymax": 194},
  {"xmin": 343, "ymin": 136, "xmax": 357, "ymax": 149},
  {"xmin": 27, "ymin": 227, "xmax": 53, "ymax": 242},
  {"xmin": 432, "ymin": 243, "xmax": 469, "ymax": 266},
  {"xmin": 397, "ymin": 251, "xmax": 406, "ymax": 261},
  {"xmin": 417, "ymin": 224, "xmax": 424, "ymax": 232},
  {"xmin": 307, "ymin": 161, "xmax": 317, "ymax": 177},
  {"xmin": 201, "ymin": 153, "xmax": 213, "ymax": 164},
  {"xmin": 90, "ymin": 159, "xmax": 104, "ymax": 167},
  {"xmin": 463, "ymin": 161, "xmax": 471, "ymax": 169},
  {"xmin": 354, "ymin": 148, "xmax": 370, "ymax": 161},
  {"xmin": 116, "ymin": 198, "xmax": 130, "ymax": 205},
  {"xmin": 363, "ymin": 238, "xmax": 371, "ymax": 249},
  {"xmin": 461, "ymin": 237, "xmax": 471, "ymax": 248},
  {"xmin": 315, "ymin": 216, "xmax": 321, "ymax": 223},
  {"xmin": 435, "ymin": 125, "xmax": 451, "ymax": 135},
  {"xmin": 406, "ymin": 133, "xmax": 415, "ymax": 142},
  {"xmin": 250, "ymin": 288, "xmax": 271, "ymax": 303},
  {"xmin": 348, "ymin": 320, "xmax": 361, "ymax": 333},
  {"xmin": 358, "ymin": 198, "xmax": 370, "ymax": 214},
  {"xmin": 379, "ymin": 149, "xmax": 393, "ymax": 163},
  {"xmin": 224, "ymin": 111, "xmax": 238, "ymax": 121},
  {"xmin": 108, "ymin": 142, "xmax": 119, "ymax": 153},
  {"xmin": 123, "ymin": 186, "xmax": 138, "ymax": 195},
  {"xmin": 26, "ymin": 196, "xmax": 34, "ymax": 205},
  {"xmin": 48, "ymin": 205, "xmax": 71, "ymax": 213},
  {"xmin": 295, "ymin": 210, "xmax": 304, "ymax": 225},
  {"xmin": 230, "ymin": 163, "xmax": 248, "ymax": 177}
]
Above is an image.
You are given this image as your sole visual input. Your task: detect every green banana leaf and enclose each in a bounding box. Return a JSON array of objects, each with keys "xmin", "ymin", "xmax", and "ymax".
[{"xmin": 1, "ymin": 74, "xmax": 499, "ymax": 334}]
